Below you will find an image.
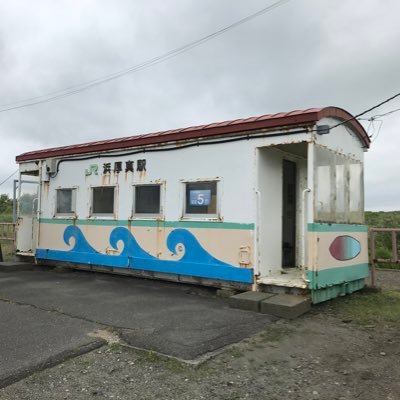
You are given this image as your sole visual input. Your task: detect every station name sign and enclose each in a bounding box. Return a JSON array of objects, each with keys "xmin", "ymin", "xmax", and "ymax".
[{"xmin": 85, "ymin": 159, "xmax": 147, "ymax": 176}]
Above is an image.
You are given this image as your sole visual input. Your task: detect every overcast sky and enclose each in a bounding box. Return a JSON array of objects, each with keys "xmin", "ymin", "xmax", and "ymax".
[{"xmin": 0, "ymin": 0, "xmax": 399, "ymax": 210}]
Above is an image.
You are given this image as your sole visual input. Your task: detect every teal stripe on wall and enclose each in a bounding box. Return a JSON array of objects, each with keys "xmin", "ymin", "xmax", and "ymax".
[
  {"xmin": 308, "ymin": 223, "xmax": 368, "ymax": 233},
  {"xmin": 39, "ymin": 218, "xmax": 255, "ymax": 230},
  {"xmin": 311, "ymin": 279, "xmax": 365, "ymax": 304},
  {"xmin": 307, "ymin": 263, "xmax": 369, "ymax": 290}
]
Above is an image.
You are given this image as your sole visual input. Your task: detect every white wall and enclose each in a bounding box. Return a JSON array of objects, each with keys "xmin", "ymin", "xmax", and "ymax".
[
  {"xmin": 316, "ymin": 117, "xmax": 365, "ymax": 161},
  {"xmin": 256, "ymin": 146, "xmax": 308, "ymax": 277},
  {"xmin": 40, "ymin": 139, "xmax": 257, "ymax": 224},
  {"xmin": 257, "ymin": 147, "xmax": 283, "ymax": 275}
]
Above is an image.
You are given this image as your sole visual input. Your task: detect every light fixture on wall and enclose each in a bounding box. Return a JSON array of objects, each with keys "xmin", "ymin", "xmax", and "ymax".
[{"xmin": 316, "ymin": 125, "xmax": 330, "ymax": 135}]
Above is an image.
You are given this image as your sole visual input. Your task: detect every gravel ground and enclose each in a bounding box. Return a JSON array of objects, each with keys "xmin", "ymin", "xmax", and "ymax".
[
  {"xmin": 375, "ymin": 268, "xmax": 400, "ymax": 291},
  {"xmin": 1, "ymin": 269, "xmax": 400, "ymax": 400}
]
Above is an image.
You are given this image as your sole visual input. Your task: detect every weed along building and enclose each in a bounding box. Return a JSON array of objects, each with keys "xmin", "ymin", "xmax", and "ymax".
[{"xmin": 15, "ymin": 107, "xmax": 370, "ymax": 303}]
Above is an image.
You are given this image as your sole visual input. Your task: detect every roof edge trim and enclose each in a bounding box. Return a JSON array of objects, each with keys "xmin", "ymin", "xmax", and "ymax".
[{"xmin": 16, "ymin": 107, "xmax": 370, "ymax": 162}]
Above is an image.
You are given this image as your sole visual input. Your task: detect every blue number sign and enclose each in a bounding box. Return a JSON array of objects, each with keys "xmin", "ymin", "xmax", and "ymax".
[{"xmin": 189, "ymin": 190, "xmax": 211, "ymax": 206}]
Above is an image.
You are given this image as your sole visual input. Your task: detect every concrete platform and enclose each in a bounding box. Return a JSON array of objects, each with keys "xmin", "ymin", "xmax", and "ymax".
[
  {"xmin": 0, "ymin": 301, "xmax": 103, "ymax": 388},
  {"xmin": 228, "ymin": 291, "xmax": 276, "ymax": 312},
  {"xmin": 260, "ymin": 294, "xmax": 311, "ymax": 319},
  {"xmin": 0, "ymin": 261, "xmax": 35, "ymax": 271},
  {"xmin": 0, "ymin": 265, "xmax": 274, "ymax": 367}
]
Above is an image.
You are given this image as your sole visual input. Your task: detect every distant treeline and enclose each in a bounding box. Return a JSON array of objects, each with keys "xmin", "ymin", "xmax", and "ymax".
[
  {"xmin": 0, "ymin": 194, "xmax": 12, "ymax": 222},
  {"xmin": 0, "ymin": 193, "xmax": 37, "ymax": 222},
  {"xmin": 0, "ymin": 193, "xmax": 398, "ymax": 265}
]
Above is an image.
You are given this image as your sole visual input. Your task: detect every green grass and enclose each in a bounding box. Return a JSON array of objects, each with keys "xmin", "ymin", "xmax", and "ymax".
[
  {"xmin": 337, "ymin": 291, "xmax": 400, "ymax": 326},
  {"xmin": 136, "ymin": 350, "xmax": 187, "ymax": 373},
  {"xmin": 365, "ymin": 211, "xmax": 400, "ymax": 228},
  {"xmin": 258, "ymin": 325, "xmax": 293, "ymax": 343},
  {"xmin": 0, "ymin": 240, "xmax": 13, "ymax": 261},
  {"xmin": 0, "ymin": 214, "xmax": 12, "ymax": 223},
  {"xmin": 0, "ymin": 213, "xmax": 14, "ymax": 261},
  {"xmin": 226, "ymin": 346, "xmax": 244, "ymax": 358}
]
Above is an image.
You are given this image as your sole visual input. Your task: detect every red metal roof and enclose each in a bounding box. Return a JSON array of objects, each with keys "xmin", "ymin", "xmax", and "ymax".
[{"xmin": 16, "ymin": 107, "xmax": 370, "ymax": 162}]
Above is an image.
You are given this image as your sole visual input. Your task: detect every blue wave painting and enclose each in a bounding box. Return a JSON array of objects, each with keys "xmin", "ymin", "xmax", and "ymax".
[
  {"xmin": 64, "ymin": 225, "xmax": 97, "ymax": 253},
  {"xmin": 36, "ymin": 226, "xmax": 253, "ymax": 284}
]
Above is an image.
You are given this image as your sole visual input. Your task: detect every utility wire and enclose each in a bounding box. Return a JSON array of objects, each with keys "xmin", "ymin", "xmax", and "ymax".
[
  {"xmin": 0, "ymin": 170, "xmax": 18, "ymax": 187},
  {"xmin": 357, "ymin": 103, "xmax": 400, "ymax": 143},
  {"xmin": 0, "ymin": 0, "xmax": 292, "ymax": 113},
  {"xmin": 370, "ymin": 119, "xmax": 383, "ymax": 142},
  {"xmin": 331, "ymin": 91, "xmax": 400, "ymax": 131},
  {"xmin": 370, "ymin": 106, "xmax": 400, "ymax": 119},
  {"xmin": 358, "ymin": 107, "xmax": 400, "ymax": 121}
]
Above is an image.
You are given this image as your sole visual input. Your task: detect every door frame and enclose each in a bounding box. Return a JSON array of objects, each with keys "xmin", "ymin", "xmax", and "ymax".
[
  {"xmin": 14, "ymin": 178, "xmax": 39, "ymax": 255},
  {"xmin": 282, "ymin": 159, "xmax": 297, "ymax": 268}
]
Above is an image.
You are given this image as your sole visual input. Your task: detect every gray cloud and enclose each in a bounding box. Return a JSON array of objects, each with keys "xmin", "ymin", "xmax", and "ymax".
[{"xmin": 0, "ymin": 0, "xmax": 399, "ymax": 209}]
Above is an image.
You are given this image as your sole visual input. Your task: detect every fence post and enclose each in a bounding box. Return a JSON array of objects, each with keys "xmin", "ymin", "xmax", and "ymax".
[
  {"xmin": 369, "ymin": 229, "xmax": 376, "ymax": 287},
  {"xmin": 392, "ymin": 231, "xmax": 398, "ymax": 263}
]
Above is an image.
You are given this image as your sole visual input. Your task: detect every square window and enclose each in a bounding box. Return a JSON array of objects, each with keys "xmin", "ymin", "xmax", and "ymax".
[
  {"xmin": 185, "ymin": 181, "xmax": 217, "ymax": 216},
  {"xmin": 56, "ymin": 188, "xmax": 76, "ymax": 214},
  {"xmin": 134, "ymin": 185, "xmax": 161, "ymax": 215},
  {"xmin": 92, "ymin": 187, "xmax": 115, "ymax": 215}
]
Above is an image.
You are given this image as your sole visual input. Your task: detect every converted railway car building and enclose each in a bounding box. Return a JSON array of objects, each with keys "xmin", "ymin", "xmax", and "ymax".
[{"xmin": 15, "ymin": 107, "xmax": 370, "ymax": 303}]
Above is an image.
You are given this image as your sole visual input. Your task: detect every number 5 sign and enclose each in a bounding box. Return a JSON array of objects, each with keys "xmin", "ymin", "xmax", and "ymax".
[{"xmin": 189, "ymin": 190, "xmax": 211, "ymax": 206}]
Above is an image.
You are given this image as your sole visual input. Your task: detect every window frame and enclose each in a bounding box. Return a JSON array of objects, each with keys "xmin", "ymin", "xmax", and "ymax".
[
  {"xmin": 90, "ymin": 185, "xmax": 117, "ymax": 219},
  {"xmin": 181, "ymin": 178, "xmax": 221, "ymax": 221},
  {"xmin": 54, "ymin": 187, "xmax": 77, "ymax": 218},
  {"xmin": 313, "ymin": 145, "xmax": 364, "ymax": 224},
  {"xmin": 132, "ymin": 182, "xmax": 164, "ymax": 220}
]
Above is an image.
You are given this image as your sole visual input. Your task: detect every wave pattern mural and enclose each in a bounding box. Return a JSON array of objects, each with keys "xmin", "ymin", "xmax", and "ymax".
[{"xmin": 36, "ymin": 226, "xmax": 253, "ymax": 283}]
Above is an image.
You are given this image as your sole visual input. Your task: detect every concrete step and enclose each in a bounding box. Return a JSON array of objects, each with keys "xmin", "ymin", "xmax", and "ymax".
[
  {"xmin": 228, "ymin": 291, "xmax": 276, "ymax": 312},
  {"xmin": 228, "ymin": 291, "xmax": 311, "ymax": 319},
  {"xmin": 260, "ymin": 294, "xmax": 311, "ymax": 319}
]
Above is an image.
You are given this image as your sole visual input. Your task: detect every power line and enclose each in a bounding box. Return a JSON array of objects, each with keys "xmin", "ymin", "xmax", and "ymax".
[
  {"xmin": 356, "ymin": 103, "xmax": 400, "ymax": 143},
  {"xmin": 370, "ymin": 106, "xmax": 400, "ymax": 119},
  {"xmin": 0, "ymin": 170, "xmax": 18, "ymax": 187},
  {"xmin": 330, "ymin": 91, "xmax": 400, "ymax": 131},
  {"xmin": 0, "ymin": 0, "xmax": 292, "ymax": 114},
  {"xmin": 370, "ymin": 119, "xmax": 383, "ymax": 142}
]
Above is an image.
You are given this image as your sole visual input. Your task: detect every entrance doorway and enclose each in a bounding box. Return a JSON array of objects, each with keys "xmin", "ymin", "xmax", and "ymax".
[
  {"xmin": 15, "ymin": 178, "xmax": 39, "ymax": 256},
  {"xmin": 282, "ymin": 159, "xmax": 297, "ymax": 267}
]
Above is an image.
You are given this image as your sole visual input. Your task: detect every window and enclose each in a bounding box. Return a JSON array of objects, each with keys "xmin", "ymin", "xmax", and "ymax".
[
  {"xmin": 184, "ymin": 181, "xmax": 217, "ymax": 217},
  {"xmin": 56, "ymin": 188, "xmax": 76, "ymax": 215},
  {"xmin": 348, "ymin": 161, "xmax": 364, "ymax": 223},
  {"xmin": 92, "ymin": 186, "xmax": 115, "ymax": 215},
  {"xmin": 134, "ymin": 184, "xmax": 161, "ymax": 216},
  {"xmin": 335, "ymin": 154, "xmax": 347, "ymax": 222},
  {"xmin": 314, "ymin": 145, "xmax": 364, "ymax": 224}
]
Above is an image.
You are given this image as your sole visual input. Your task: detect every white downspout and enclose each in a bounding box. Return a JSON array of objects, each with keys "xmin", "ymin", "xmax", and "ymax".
[
  {"xmin": 254, "ymin": 189, "xmax": 261, "ymax": 279},
  {"xmin": 35, "ymin": 160, "xmax": 43, "ymax": 253},
  {"xmin": 304, "ymin": 140, "xmax": 315, "ymax": 282},
  {"xmin": 301, "ymin": 188, "xmax": 311, "ymax": 270}
]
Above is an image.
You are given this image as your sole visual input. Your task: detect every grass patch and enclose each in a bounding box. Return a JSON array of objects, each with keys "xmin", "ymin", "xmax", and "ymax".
[
  {"xmin": 259, "ymin": 325, "xmax": 293, "ymax": 342},
  {"xmin": 0, "ymin": 240, "xmax": 14, "ymax": 261},
  {"xmin": 135, "ymin": 350, "xmax": 187, "ymax": 373},
  {"xmin": 226, "ymin": 346, "xmax": 244, "ymax": 358},
  {"xmin": 108, "ymin": 342, "xmax": 122, "ymax": 352},
  {"xmin": 375, "ymin": 263, "xmax": 400, "ymax": 270},
  {"xmin": 337, "ymin": 291, "xmax": 400, "ymax": 326},
  {"xmin": 0, "ymin": 214, "xmax": 12, "ymax": 223},
  {"xmin": 0, "ymin": 213, "xmax": 14, "ymax": 261}
]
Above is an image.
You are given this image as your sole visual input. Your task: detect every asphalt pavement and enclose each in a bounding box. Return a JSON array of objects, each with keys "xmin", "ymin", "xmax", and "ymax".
[{"xmin": 0, "ymin": 263, "xmax": 273, "ymax": 387}]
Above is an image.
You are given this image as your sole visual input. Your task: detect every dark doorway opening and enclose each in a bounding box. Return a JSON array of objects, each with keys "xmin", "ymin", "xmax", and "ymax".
[{"xmin": 282, "ymin": 160, "xmax": 297, "ymax": 267}]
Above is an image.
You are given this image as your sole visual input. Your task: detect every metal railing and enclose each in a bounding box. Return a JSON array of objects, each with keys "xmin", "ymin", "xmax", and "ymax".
[{"xmin": 369, "ymin": 228, "xmax": 400, "ymax": 287}]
